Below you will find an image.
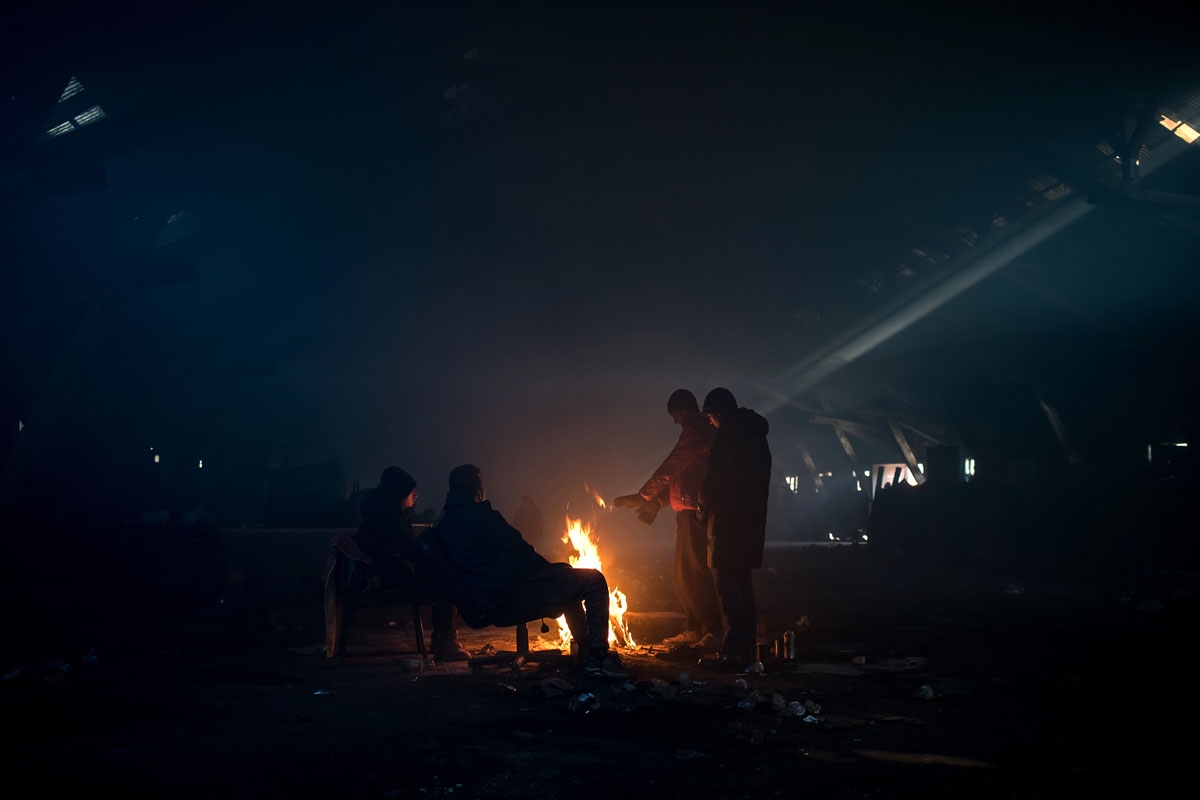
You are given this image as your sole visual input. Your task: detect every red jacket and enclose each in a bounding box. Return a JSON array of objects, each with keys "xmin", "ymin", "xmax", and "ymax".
[{"xmin": 639, "ymin": 411, "xmax": 716, "ymax": 512}]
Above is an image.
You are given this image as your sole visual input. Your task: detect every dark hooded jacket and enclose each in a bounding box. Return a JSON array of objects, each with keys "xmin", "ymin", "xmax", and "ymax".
[
  {"xmin": 699, "ymin": 407, "xmax": 772, "ymax": 569},
  {"xmin": 356, "ymin": 488, "xmax": 418, "ymax": 564},
  {"xmin": 436, "ymin": 491, "xmax": 551, "ymax": 614}
]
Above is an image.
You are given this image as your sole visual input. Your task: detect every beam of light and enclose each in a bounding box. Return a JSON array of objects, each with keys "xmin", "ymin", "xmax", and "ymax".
[{"xmin": 762, "ymin": 120, "xmax": 1196, "ymax": 413}]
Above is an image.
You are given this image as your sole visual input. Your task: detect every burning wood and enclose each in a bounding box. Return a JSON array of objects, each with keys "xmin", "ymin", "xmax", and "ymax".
[{"xmin": 543, "ymin": 515, "xmax": 637, "ymax": 651}]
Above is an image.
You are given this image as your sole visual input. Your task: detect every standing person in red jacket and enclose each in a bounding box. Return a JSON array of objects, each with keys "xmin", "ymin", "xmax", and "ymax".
[{"xmin": 614, "ymin": 389, "xmax": 722, "ymax": 651}]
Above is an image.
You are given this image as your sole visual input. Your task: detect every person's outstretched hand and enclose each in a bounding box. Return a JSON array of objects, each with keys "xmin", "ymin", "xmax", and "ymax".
[
  {"xmin": 636, "ymin": 500, "xmax": 661, "ymax": 525},
  {"xmin": 613, "ymin": 494, "xmax": 644, "ymax": 509}
]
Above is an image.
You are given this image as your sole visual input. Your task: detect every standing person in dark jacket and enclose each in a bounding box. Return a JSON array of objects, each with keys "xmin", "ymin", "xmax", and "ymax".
[
  {"xmin": 356, "ymin": 467, "xmax": 470, "ymax": 662},
  {"xmin": 436, "ymin": 464, "xmax": 633, "ymax": 679},
  {"xmin": 697, "ymin": 388, "xmax": 772, "ymax": 670},
  {"xmin": 613, "ymin": 389, "xmax": 722, "ymax": 651}
]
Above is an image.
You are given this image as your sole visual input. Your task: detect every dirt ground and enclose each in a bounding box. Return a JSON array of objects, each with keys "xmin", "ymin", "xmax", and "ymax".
[{"xmin": 4, "ymin": 542, "xmax": 1197, "ymax": 799}]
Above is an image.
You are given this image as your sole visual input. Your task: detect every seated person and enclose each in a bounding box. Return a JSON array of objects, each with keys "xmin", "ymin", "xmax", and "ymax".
[
  {"xmin": 356, "ymin": 466, "xmax": 470, "ymax": 663},
  {"xmin": 435, "ymin": 464, "xmax": 632, "ymax": 679}
]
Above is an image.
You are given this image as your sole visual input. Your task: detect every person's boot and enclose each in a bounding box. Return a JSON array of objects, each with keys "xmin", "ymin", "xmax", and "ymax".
[
  {"xmin": 584, "ymin": 648, "xmax": 633, "ymax": 679},
  {"xmin": 432, "ymin": 633, "xmax": 471, "ymax": 663}
]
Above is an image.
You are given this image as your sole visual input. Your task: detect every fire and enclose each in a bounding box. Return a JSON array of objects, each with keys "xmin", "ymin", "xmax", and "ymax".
[
  {"xmin": 545, "ymin": 516, "xmax": 636, "ymax": 651},
  {"xmin": 583, "ymin": 481, "xmax": 609, "ymax": 510}
]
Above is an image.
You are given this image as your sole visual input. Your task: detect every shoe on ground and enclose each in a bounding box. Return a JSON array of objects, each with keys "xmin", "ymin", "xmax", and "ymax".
[
  {"xmin": 433, "ymin": 639, "xmax": 471, "ymax": 663},
  {"xmin": 693, "ymin": 632, "xmax": 719, "ymax": 653},
  {"xmin": 661, "ymin": 630, "xmax": 701, "ymax": 647},
  {"xmin": 584, "ymin": 650, "xmax": 634, "ymax": 679}
]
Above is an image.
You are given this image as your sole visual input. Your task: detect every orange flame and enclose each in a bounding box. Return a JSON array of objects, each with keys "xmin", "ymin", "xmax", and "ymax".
[
  {"xmin": 583, "ymin": 481, "xmax": 609, "ymax": 511},
  {"xmin": 545, "ymin": 516, "xmax": 636, "ymax": 651}
]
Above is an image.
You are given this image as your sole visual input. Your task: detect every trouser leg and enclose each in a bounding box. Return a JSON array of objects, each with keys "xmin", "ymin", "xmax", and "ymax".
[
  {"xmin": 713, "ymin": 567, "xmax": 756, "ymax": 659},
  {"xmin": 508, "ymin": 564, "xmax": 611, "ymax": 653},
  {"xmin": 412, "ymin": 566, "xmax": 457, "ymax": 644},
  {"xmin": 675, "ymin": 511, "xmax": 722, "ymax": 636}
]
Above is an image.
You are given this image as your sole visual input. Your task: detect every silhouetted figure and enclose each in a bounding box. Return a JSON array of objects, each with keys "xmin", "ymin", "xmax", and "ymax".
[
  {"xmin": 436, "ymin": 464, "xmax": 632, "ymax": 679},
  {"xmin": 511, "ymin": 494, "xmax": 547, "ymax": 555},
  {"xmin": 697, "ymin": 388, "xmax": 772, "ymax": 670},
  {"xmin": 614, "ymin": 389, "xmax": 722, "ymax": 649},
  {"xmin": 356, "ymin": 467, "xmax": 469, "ymax": 662}
]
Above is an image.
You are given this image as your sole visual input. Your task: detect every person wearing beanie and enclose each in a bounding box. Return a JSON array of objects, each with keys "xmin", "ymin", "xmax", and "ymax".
[
  {"xmin": 697, "ymin": 387, "xmax": 772, "ymax": 671},
  {"xmin": 613, "ymin": 389, "xmax": 722, "ymax": 652},
  {"xmin": 356, "ymin": 466, "xmax": 470, "ymax": 663}
]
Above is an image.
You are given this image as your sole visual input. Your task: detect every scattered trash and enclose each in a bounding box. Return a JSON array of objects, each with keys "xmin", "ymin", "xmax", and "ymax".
[
  {"xmin": 804, "ymin": 699, "xmax": 822, "ymax": 715},
  {"xmin": 915, "ymin": 684, "xmax": 941, "ymax": 701},
  {"xmin": 678, "ymin": 672, "xmax": 691, "ymax": 686},
  {"xmin": 512, "ymin": 730, "xmax": 536, "ymax": 740},
  {"xmin": 82, "ymin": 648, "xmax": 99, "ymax": 666},
  {"xmin": 867, "ymin": 657, "xmax": 930, "ymax": 672},
  {"xmin": 675, "ymin": 748, "xmax": 706, "ymax": 760},
  {"xmin": 498, "ymin": 683, "xmax": 517, "ymax": 693},
  {"xmin": 567, "ymin": 692, "xmax": 600, "ymax": 714},
  {"xmin": 788, "ymin": 700, "xmax": 804, "ymax": 716},
  {"xmin": 734, "ymin": 678, "xmax": 749, "ymax": 691},
  {"xmin": 1135, "ymin": 599, "xmax": 1165, "ymax": 612},
  {"xmin": 737, "ymin": 698, "xmax": 758, "ymax": 711},
  {"xmin": 1003, "ymin": 584, "xmax": 1026, "ymax": 595},
  {"xmin": 288, "ymin": 644, "xmax": 324, "ymax": 655},
  {"xmin": 748, "ymin": 661, "xmax": 765, "ymax": 674},
  {"xmin": 397, "ymin": 658, "xmax": 423, "ymax": 673},
  {"xmin": 731, "ymin": 722, "xmax": 767, "ymax": 744},
  {"xmin": 539, "ymin": 677, "xmax": 576, "ymax": 698},
  {"xmin": 621, "ymin": 682, "xmax": 637, "ymax": 692},
  {"xmin": 387, "ymin": 621, "xmax": 400, "ymax": 628},
  {"xmin": 770, "ymin": 693, "xmax": 788, "ymax": 711},
  {"xmin": 795, "ymin": 616, "xmax": 811, "ymax": 629},
  {"xmin": 312, "ymin": 690, "xmax": 335, "ymax": 696},
  {"xmin": 3, "ymin": 668, "xmax": 19, "ymax": 680},
  {"xmin": 801, "ymin": 714, "xmax": 822, "ymax": 724},
  {"xmin": 851, "ymin": 656, "xmax": 866, "ymax": 665}
]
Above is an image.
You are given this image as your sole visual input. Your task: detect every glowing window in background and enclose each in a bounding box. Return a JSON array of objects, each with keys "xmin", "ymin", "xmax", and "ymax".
[
  {"xmin": 154, "ymin": 454, "xmax": 160, "ymax": 464},
  {"xmin": 785, "ymin": 475, "xmax": 799, "ymax": 493}
]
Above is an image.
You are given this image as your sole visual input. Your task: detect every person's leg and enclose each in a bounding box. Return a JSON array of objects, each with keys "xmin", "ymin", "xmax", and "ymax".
[
  {"xmin": 712, "ymin": 566, "xmax": 756, "ymax": 662},
  {"xmin": 416, "ymin": 565, "xmax": 469, "ymax": 661},
  {"xmin": 678, "ymin": 511, "xmax": 723, "ymax": 638},
  {"xmin": 505, "ymin": 564, "xmax": 610, "ymax": 653},
  {"xmin": 505, "ymin": 565, "xmax": 630, "ymax": 677},
  {"xmin": 672, "ymin": 513, "xmax": 699, "ymax": 633}
]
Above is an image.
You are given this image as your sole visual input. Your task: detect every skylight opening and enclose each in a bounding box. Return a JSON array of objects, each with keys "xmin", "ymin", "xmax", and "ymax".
[
  {"xmin": 73, "ymin": 105, "xmax": 106, "ymax": 126},
  {"xmin": 46, "ymin": 121, "xmax": 76, "ymax": 137},
  {"xmin": 58, "ymin": 77, "xmax": 84, "ymax": 102},
  {"xmin": 1174, "ymin": 123, "xmax": 1199, "ymax": 144}
]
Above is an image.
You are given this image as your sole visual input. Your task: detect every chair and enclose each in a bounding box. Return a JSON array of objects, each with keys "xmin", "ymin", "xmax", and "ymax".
[
  {"xmin": 416, "ymin": 527, "xmax": 573, "ymax": 672},
  {"xmin": 323, "ymin": 535, "xmax": 429, "ymax": 666}
]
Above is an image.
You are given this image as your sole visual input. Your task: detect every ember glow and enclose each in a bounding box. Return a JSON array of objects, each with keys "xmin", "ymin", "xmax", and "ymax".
[
  {"xmin": 583, "ymin": 481, "xmax": 609, "ymax": 510},
  {"xmin": 544, "ymin": 516, "xmax": 636, "ymax": 650}
]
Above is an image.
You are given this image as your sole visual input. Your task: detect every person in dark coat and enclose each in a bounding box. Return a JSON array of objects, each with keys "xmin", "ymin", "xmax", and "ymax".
[
  {"xmin": 356, "ymin": 467, "xmax": 470, "ymax": 662},
  {"xmin": 697, "ymin": 388, "xmax": 772, "ymax": 670},
  {"xmin": 614, "ymin": 389, "xmax": 722, "ymax": 650},
  {"xmin": 436, "ymin": 464, "xmax": 632, "ymax": 679}
]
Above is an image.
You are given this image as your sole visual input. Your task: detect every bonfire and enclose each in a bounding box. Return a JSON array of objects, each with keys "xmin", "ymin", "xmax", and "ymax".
[{"xmin": 541, "ymin": 489, "xmax": 637, "ymax": 651}]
